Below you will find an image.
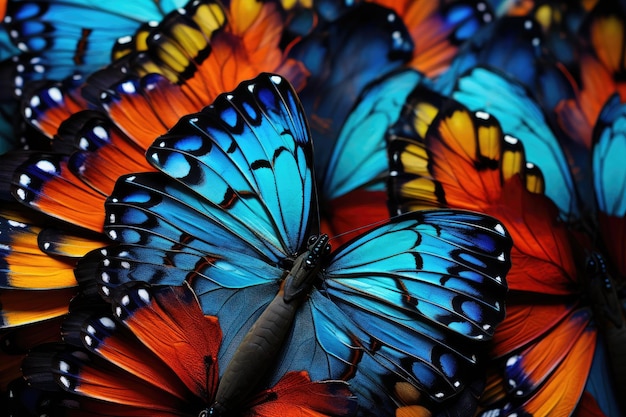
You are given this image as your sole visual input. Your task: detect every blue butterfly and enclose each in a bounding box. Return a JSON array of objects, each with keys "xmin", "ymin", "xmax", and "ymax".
[{"xmin": 72, "ymin": 73, "xmax": 512, "ymax": 416}]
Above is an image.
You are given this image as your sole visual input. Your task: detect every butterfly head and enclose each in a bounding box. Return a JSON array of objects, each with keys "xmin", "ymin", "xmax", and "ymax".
[
  {"xmin": 303, "ymin": 234, "xmax": 332, "ymax": 269},
  {"xmin": 282, "ymin": 235, "xmax": 331, "ymax": 303}
]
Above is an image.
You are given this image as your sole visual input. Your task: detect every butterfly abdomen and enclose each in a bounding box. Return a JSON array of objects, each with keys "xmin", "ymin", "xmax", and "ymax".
[
  {"xmin": 210, "ymin": 235, "xmax": 331, "ymax": 414},
  {"xmin": 209, "ymin": 286, "xmax": 300, "ymax": 413}
]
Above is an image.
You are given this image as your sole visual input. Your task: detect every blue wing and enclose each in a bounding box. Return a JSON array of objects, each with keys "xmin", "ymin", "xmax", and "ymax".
[
  {"xmin": 593, "ymin": 94, "xmax": 626, "ymax": 218},
  {"xmin": 2, "ymin": 0, "xmax": 187, "ymax": 89},
  {"xmin": 318, "ymin": 209, "xmax": 510, "ymax": 406},
  {"xmin": 145, "ymin": 72, "xmax": 316, "ymax": 257},
  {"xmin": 288, "ymin": 2, "xmax": 413, "ymax": 176},
  {"xmin": 433, "ymin": 15, "xmax": 575, "ymax": 111},
  {"xmin": 320, "ymin": 68, "xmax": 425, "ymax": 200}
]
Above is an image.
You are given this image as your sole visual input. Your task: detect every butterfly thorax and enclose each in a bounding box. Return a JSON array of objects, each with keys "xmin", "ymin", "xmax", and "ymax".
[
  {"xmin": 283, "ymin": 234, "xmax": 331, "ymax": 302},
  {"xmin": 205, "ymin": 235, "xmax": 331, "ymax": 416}
]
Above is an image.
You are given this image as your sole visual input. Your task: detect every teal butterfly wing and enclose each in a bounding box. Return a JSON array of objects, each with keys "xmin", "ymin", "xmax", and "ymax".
[
  {"xmin": 321, "ymin": 68, "xmax": 426, "ymax": 201},
  {"xmin": 3, "ymin": 0, "xmax": 188, "ymax": 88},
  {"xmin": 288, "ymin": 2, "xmax": 414, "ymax": 177}
]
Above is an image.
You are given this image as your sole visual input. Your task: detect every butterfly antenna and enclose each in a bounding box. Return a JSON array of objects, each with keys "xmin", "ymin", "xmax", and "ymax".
[
  {"xmin": 311, "ymin": 168, "xmax": 322, "ymax": 236},
  {"xmin": 328, "ymin": 216, "xmax": 392, "ymax": 244}
]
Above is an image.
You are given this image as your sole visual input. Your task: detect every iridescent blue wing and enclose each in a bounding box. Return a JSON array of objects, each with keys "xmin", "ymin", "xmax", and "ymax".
[
  {"xmin": 593, "ymin": 94, "xmax": 626, "ymax": 221},
  {"xmin": 288, "ymin": 2, "xmax": 413, "ymax": 175},
  {"xmin": 2, "ymin": 0, "xmax": 187, "ymax": 87},
  {"xmin": 145, "ymin": 73, "xmax": 316, "ymax": 258},
  {"xmin": 94, "ymin": 72, "xmax": 316, "ymax": 376},
  {"xmin": 320, "ymin": 68, "xmax": 425, "ymax": 200},
  {"xmin": 318, "ymin": 209, "xmax": 510, "ymax": 411},
  {"xmin": 446, "ymin": 66, "xmax": 580, "ymax": 221}
]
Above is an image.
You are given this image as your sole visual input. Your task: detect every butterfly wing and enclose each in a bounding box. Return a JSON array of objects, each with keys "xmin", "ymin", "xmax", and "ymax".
[
  {"xmin": 373, "ymin": 0, "xmax": 495, "ymax": 77},
  {"xmin": 582, "ymin": 1, "xmax": 626, "ymax": 99},
  {"xmin": 125, "ymin": 0, "xmax": 306, "ymax": 106},
  {"xmin": 319, "ymin": 69, "xmax": 425, "ymax": 243},
  {"xmin": 22, "ymin": 284, "xmax": 217, "ymax": 414},
  {"xmin": 448, "ymin": 66, "xmax": 580, "ymax": 220},
  {"xmin": 288, "ymin": 2, "xmax": 414, "ymax": 175},
  {"xmin": 0, "ymin": 205, "xmax": 104, "ymax": 328},
  {"xmin": 2, "ymin": 0, "xmax": 187, "ymax": 87},
  {"xmin": 590, "ymin": 93, "xmax": 626, "ymax": 410},
  {"xmin": 434, "ymin": 14, "xmax": 575, "ymax": 111},
  {"xmin": 319, "ymin": 209, "xmax": 510, "ymax": 408},
  {"xmin": 321, "ymin": 69, "xmax": 425, "ymax": 201},
  {"xmin": 593, "ymin": 94, "xmax": 626, "ymax": 278},
  {"xmin": 145, "ymin": 72, "xmax": 316, "ymax": 257}
]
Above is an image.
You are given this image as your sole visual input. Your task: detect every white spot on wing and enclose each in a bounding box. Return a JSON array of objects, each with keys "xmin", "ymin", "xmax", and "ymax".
[
  {"xmin": 48, "ymin": 87, "xmax": 63, "ymax": 103},
  {"xmin": 35, "ymin": 160, "xmax": 57, "ymax": 173},
  {"xmin": 475, "ymin": 111, "xmax": 490, "ymax": 120},
  {"xmin": 137, "ymin": 288, "xmax": 150, "ymax": 303}
]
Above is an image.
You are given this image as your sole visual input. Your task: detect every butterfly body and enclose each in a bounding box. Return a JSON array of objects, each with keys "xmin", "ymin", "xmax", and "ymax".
[{"xmin": 210, "ymin": 234, "xmax": 331, "ymax": 414}]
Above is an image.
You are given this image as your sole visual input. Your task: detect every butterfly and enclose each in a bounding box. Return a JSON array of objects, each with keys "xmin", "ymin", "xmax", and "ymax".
[
  {"xmin": 387, "ymin": 71, "xmax": 626, "ymax": 416},
  {"xmin": 20, "ymin": 280, "xmax": 358, "ymax": 416},
  {"xmin": 67, "ymin": 72, "xmax": 513, "ymax": 416}
]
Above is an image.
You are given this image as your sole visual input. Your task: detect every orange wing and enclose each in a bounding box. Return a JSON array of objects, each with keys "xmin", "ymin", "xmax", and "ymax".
[
  {"xmin": 555, "ymin": 54, "xmax": 621, "ymax": 150},
  {"xmin": 370, "ymin": 0, "xmax": 494, "ymax": 77},
  {"xmin": 0, "ymin": 206, "xmax": 102, "ymax": 328},
  {"xmin": 387, "ymin": 95, "xmax": 597, "ymax": 416},
  {"xmin": 244, "ymin": 371, "xmax": 356, "ymax": 417},
  {"xmin": 15, "ymin": 0, "xmax": 306, "ymax": 236}
]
